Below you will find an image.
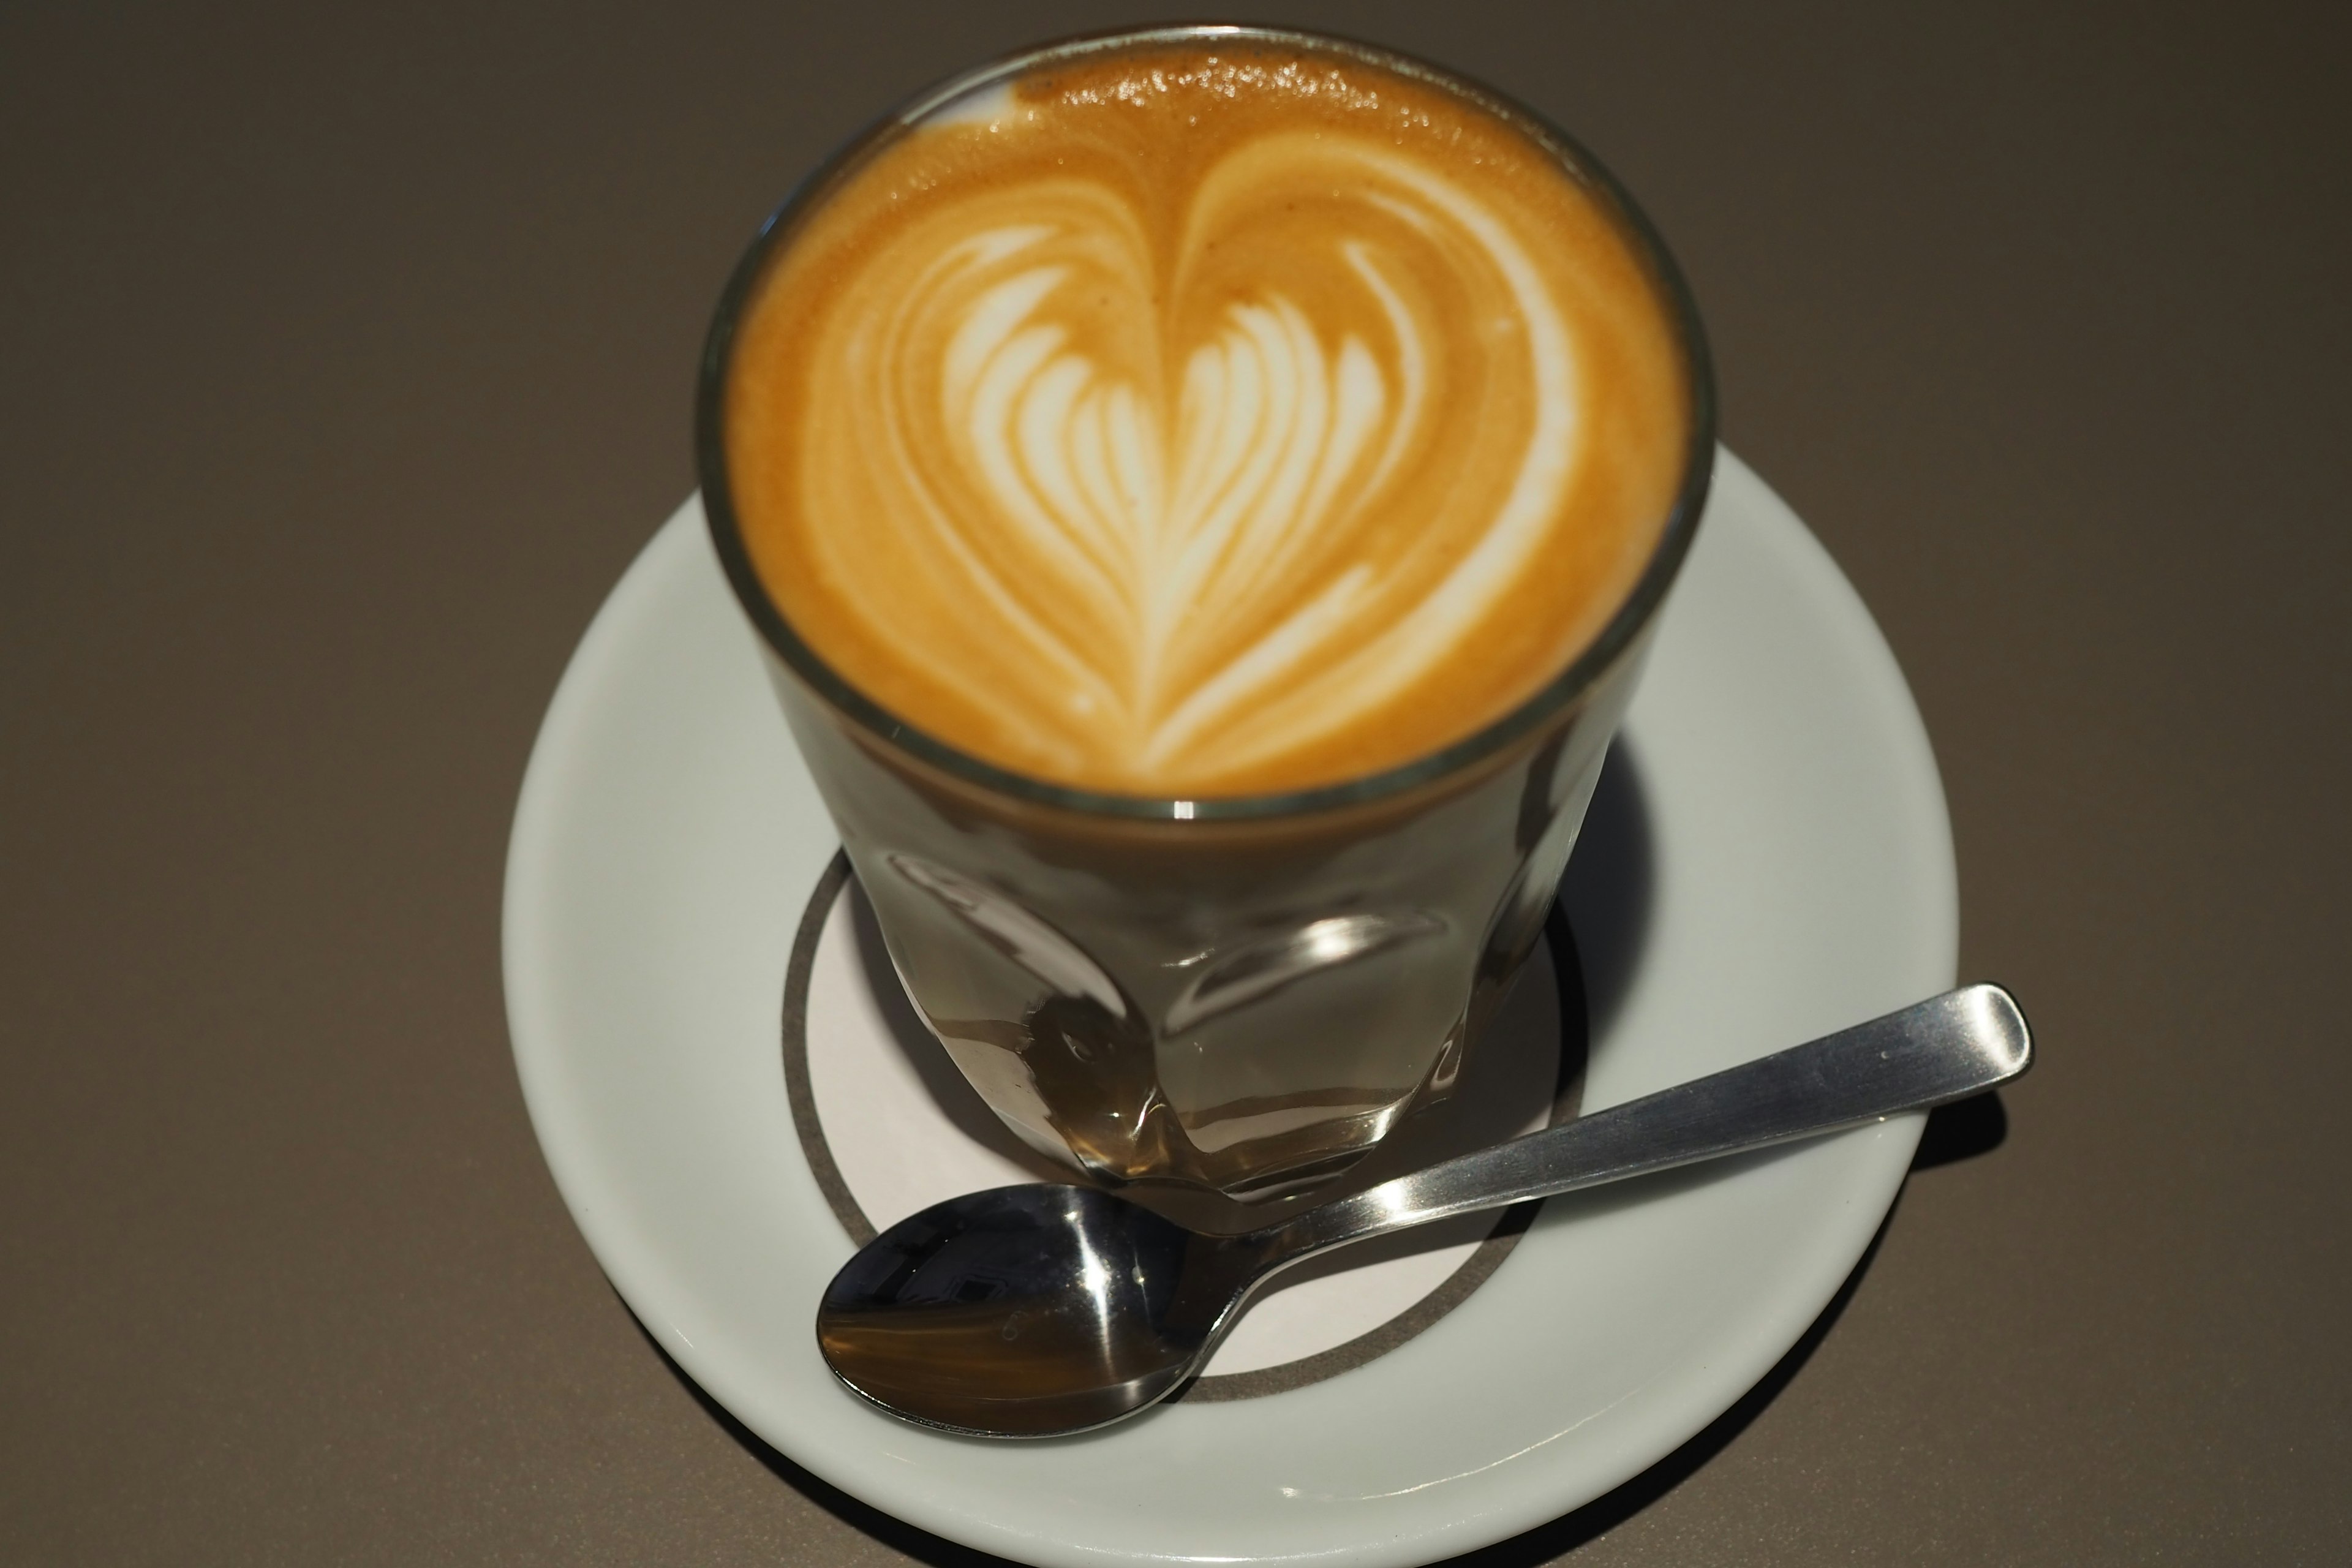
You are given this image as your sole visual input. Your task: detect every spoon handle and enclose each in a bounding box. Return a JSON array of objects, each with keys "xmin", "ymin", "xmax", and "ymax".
[{"xmin": 1267, "ymin": 984, "xmax": 2031, "ymax": 1265}]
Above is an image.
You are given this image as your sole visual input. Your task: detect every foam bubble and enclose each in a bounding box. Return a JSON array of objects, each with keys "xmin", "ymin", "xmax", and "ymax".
[{"xmin": 919, "ymin": 78, "xmax": 1018, "ymax": 131}]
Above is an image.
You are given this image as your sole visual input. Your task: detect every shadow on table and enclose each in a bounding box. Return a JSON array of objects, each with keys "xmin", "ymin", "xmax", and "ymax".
[
  {"xmin": 1912, "ymin": 1089, "xmax": 2008, "ymax": 1168},
  {"xmin": 634, "ymin": 1314, "xmax": 1027, "ymax": 1567}
]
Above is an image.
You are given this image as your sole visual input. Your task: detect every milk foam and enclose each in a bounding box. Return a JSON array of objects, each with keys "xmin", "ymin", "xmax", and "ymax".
[{"xmin": 727, "ymin": 46, "xmax": 1687, "ymax": 794}]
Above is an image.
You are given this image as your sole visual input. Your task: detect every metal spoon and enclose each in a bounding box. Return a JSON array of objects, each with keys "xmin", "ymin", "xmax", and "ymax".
[{"xmin": 817, "ymin": 984, "xmax": 2030, "ymax": 1438}]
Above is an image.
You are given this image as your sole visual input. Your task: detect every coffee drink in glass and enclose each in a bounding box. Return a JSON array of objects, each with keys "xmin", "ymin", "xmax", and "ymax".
[{"xmin": 701, "ymin": 25, "xmax": 1713, "ymax": 1205}]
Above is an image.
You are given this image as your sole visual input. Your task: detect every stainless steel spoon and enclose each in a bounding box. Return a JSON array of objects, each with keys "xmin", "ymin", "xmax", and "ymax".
[{"xmin": 817, "ymin": 984, "xmax": 2030, "ymax": 1438}]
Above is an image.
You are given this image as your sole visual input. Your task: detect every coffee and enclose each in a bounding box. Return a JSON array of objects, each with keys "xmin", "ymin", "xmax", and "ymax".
[
  {"xmin": 704, "ymin": 28, "xmax": 1710, "ymax": 1206},
  {"xmin": 723, "ymin": 37, "xmax": 1689, "ymax": 797}
]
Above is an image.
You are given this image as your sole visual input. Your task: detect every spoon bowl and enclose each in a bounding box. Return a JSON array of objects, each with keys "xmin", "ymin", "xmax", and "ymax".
[{"xmin": 817, "ymin": 1187, "xmax": 1254, "ymax": 1436}]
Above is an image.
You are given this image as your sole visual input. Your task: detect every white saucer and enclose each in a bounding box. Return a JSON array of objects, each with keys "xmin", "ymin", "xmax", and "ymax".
[{"xmin": 503, "ymin": 448, "xmax": 1956, "ymax": 1567}]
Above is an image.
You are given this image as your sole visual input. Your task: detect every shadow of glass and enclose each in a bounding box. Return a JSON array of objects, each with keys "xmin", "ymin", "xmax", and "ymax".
[
  {"xmin": 1558, "ymin": 741, "xmax": 1655, "ymax": 1049},
  {"xmin": 846, "ymin": 882, "xmax": 1073, "ymax": 1185}
]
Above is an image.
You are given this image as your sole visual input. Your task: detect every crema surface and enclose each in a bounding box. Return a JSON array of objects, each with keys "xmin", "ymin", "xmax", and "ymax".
[{"xmin": 726, "ymin": 42, "xmax": 1689, "ymax": 796}]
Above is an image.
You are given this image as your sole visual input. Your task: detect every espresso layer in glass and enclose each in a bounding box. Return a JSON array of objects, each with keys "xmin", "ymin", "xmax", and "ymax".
[{"xmin": 724, "ymin": 37, "xmax": 1689, "ymax": 797}]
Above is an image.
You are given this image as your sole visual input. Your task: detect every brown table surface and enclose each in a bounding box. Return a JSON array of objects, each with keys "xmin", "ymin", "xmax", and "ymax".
[{"xmin": 6, "ymin": 2, "xmax": 2347, "ymax": 1562}]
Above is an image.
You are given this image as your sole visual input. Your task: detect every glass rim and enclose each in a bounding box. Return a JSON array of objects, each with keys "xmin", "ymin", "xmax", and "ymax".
[{"xmin": 696, "ymin": 21, "xmax": 1717, "ymax": 823}]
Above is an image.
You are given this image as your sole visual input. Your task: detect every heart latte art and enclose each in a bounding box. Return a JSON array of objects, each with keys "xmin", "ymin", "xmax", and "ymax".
[{"xmin": 726, "ymin": 45, "xmax": 1691, "ymax": 795}]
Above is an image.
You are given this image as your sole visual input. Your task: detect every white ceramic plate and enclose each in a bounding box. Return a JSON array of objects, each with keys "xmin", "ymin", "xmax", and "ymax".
[{"xmin": 502, "ymin": 448, "xmax": 1957, "ymax": 1567}]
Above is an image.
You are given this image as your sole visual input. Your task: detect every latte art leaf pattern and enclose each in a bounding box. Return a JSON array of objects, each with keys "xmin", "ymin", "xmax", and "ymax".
[
  {"xmin": 728, "ymin": 48, "xmax": 1687, "ymax": 794},
  {"xmin": 900, "ymin": 156, "xmax": 1575, "ymax": 774}
]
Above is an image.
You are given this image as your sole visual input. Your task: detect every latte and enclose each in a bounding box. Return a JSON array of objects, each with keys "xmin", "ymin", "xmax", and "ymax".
[{"xmin": 723, "ymin": 37, "xmax": 1691, "ymax": 797}]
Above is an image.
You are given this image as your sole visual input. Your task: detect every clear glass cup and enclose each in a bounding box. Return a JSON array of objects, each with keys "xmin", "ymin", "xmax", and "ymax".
[{"xmin": 698, "ymin": 24, "xmax": 1714, "ymax": 1205}]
